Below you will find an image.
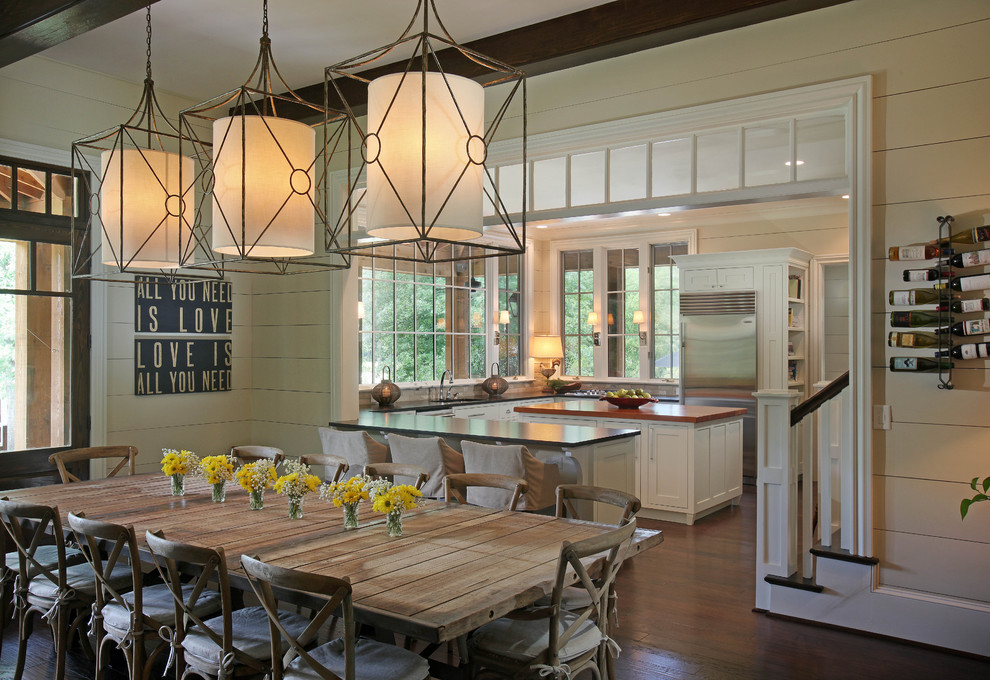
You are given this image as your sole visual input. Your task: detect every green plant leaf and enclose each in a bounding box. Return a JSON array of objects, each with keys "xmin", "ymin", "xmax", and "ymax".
[
  {"xmin": 982, "ymin": 477, "xmax": 990, "ymax": 493},
  {"xmin": 961, "ymin": 498, "xmax": 972, "ymax": 519},
  {"xmin": 970, "ymin": 476, "xmax": 980, "ymax": 491}
]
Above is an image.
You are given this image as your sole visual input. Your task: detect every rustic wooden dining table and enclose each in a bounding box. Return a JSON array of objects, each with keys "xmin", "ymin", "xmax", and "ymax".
[{"xmin": 1, "ymin": 473, "xmax": 663, "ymax": 645}]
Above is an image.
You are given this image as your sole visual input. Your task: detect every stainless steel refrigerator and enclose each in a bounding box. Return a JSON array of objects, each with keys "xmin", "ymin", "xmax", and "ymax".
[{"xmin": 678, "ymin": 291, "xmax": 758, "ymax": 483}]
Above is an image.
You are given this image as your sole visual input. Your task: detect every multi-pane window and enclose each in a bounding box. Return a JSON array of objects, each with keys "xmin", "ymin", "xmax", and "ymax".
[
  {"xmin": 606, "ymin": 248, "xmax": 640, "ymax": 378},
  {"xmin": 496, "ymin": 254, "xmax": 522, "ymax": 377},
  {"xmin": 0, "ymin": 158, "xmax": 80, "ymax": 453},
  {"xmin": 359, "ymin": 251, "xmax": 517, "ymax": 385},
  {"xmin": 652, "ymin": 242, "xmax": 688, "ymax": 379},
  {"xmin": 561, "ymin": 250, "xmax": 594, "ymax": 377}
]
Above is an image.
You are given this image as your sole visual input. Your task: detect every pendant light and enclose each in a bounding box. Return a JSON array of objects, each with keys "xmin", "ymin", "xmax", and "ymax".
[
  {"xmin": 326, "ymin": 0, "xmax": 527, "ymax": 264},
  {"xmin": 180, "ymin": 0, "xmax": 338, "ymax": 262},
  {"xmin": 71, "ymin": 3, "xmax": 196, "ymax": 275}
]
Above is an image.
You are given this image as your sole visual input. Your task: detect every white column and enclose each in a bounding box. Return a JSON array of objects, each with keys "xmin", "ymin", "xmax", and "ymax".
[{"xmin": 755, "ymin": 389, "xmax": 799, "ymax": 610}]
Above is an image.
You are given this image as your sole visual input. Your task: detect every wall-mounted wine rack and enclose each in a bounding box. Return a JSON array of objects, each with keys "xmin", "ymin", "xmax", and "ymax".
[{"xmin": 936, "ymin": 215, "xmax": 954, "ymax": 390}]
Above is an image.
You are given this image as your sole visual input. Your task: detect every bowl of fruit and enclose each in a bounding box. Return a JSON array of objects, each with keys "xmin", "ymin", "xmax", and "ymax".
[{"xmin": 600, "ymin": 388, "xmax": 656, "ymax": 409}]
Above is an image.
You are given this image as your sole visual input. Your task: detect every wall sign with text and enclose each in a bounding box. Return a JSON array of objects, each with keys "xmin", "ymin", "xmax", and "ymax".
[{"xmin": 134, "ymin": 276, "xmax": 233, "ymax": 396}]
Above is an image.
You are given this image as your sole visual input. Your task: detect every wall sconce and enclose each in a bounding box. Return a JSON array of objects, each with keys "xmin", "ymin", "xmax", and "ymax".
[
  {"xmin": 587, "ymin": 311, "xmax": 601, "ymax": 346},
  {"xmin": 494, "ymin": 310, "xmax": 510, "ymax": 346},
  {"xmin": 357, "ymin": 301, "xmax": 365, "ymax": 320},
  {"xmin": 632, "ymin": 310, "xmax": 648, "ymax": 346}
]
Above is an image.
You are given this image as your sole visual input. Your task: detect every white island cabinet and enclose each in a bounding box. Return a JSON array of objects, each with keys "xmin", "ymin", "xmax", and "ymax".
[{"xmin": 515, "ymin": 400, "xmax": 745, "ymax": 525}]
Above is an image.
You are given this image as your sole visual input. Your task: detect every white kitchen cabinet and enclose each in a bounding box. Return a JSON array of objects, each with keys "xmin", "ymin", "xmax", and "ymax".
[{"xmin": 679, "ymin": 265, "xmax": 754, "ymax": 291}]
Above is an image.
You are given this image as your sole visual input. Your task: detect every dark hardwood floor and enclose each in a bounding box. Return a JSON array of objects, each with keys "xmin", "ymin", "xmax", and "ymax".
[{"xmin": 2, "ymin": 487, "xmax": 987, "ymax": 679}]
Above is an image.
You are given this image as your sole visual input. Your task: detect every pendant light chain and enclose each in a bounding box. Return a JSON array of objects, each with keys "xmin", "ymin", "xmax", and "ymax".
[{"xmin": 145, "ymin": 2, "xmax": 153, "ymax": 81}]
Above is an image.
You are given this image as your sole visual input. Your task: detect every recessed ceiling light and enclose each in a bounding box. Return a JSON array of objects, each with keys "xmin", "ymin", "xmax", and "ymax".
[
  {"xmin": 841, "ymin": 194, "xmax": 850, "ymax": 199},
  {"xmin": 784, "ymin": 160, "xmax": 805, "ymax": 166},
  {"xmin": 657, "ymin": 212, "xmax": 672, "ymax": 217}
]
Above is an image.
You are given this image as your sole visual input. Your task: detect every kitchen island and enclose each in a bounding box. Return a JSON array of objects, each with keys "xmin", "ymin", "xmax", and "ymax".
[
  {"xmin": 514, "ymin": 400, "xmax": 746, "ymax": 524},
  {"xmin": 327, "ymin": 412, "xmax": 640, "ymax": 523}
]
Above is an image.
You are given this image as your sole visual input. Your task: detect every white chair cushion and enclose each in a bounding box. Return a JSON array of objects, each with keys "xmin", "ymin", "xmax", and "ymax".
[
  {"xmin": 471, "ymin": 611, "xmax": 603, "ymax": 663},
  {"xmin": 319, "ymin": 427, "xmax": 388, "ymax": 478},
  {"xmin": 285, "ymin": 638, "xmax": 430, "ymax": 680},
  {"xmin": 385, "ymin": 434, "xmax": 446, "ymax": 497},
  {"xmin": 101, "ymin": 583, "xmax": 222, "ymax": 640},
  {"xmin": 27, "ymin": 561, "xmax": 131, "ymax": 601},
  {"xmin": 181, "ymin": 606, "xmax": 309, "ymax": 673}
]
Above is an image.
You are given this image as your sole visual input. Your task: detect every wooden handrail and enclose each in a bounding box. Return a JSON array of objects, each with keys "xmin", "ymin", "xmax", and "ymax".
[{"xmin": 790, "ymin": 371, "xmax": 849, "ymax": 426}]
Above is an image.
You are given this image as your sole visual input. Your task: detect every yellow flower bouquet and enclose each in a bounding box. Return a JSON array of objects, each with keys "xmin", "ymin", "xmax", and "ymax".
[
  {"xmin": 197, "ymin": 454, "xmax": 235, "ymax": 503},
  {"xmin": 274, "ymin": 460, "xmax": 322, "ymax": 519},
  {"xmin": 161, "ymin": 449, "xmax": 199, "ymax": 496},
  {"xmin": 372, "ymin": 484, "xmax": 423, "ymax": 537},
  {"xmin": 235, "ymin": 460, "xmax": 278, "ymax": 510},
  {"xmin": 319, "ymin": 475, "xmax": 373, "ymax": 529}
]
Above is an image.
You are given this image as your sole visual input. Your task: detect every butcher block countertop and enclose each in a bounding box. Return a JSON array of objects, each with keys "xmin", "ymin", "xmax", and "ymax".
[{"xmin": 514, "ymin": 399, "xmax": 748, "ymax": 424}]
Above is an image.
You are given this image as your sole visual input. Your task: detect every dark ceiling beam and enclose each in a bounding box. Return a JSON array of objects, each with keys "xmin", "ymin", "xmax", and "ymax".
[
  {"xmin": 0, "ymin": 0, "xmax": 160, "ymax": 69},
  {"xmin": 286, "ymin": 0, "xmax": 854, "ymax": 121}
]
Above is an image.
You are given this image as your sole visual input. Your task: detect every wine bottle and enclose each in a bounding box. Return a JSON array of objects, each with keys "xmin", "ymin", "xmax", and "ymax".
[
  {"xmin": 949, "ymin": 249, "xmax": 990, "ymax": 269},
  {"xmin": 929, "ymin": 226, "xmax": 990, "ymax": 245},
  {"xmin": 889, "ymin": 357, "xmax": 952, "ymax": 372},
  {"xmin": 888, "ymin": 244, "xmax": 948, "ymax": 261},
  {"xmin": 936, "ymin": 342, "xmax": 990, "ymax": 360},
  {"xmin": 890, "ymin": 311, "xmax": 945, "ymax": 327},
  {"xmin": 937, "ymin": 298, "xmax": 990, "ymax": 314},
  {"xmin": 888, "ymin": 331, "xmax": 939, "ymax": 348},
  {"xmin": 949, "ymin": 318, "xmax": 990, "ymax": 337},
  {"xmin": 949, "ymin": 273, "xmax": 990, "ymax": 292},
  {"xmin": 888, "ymin": 289, "xmax": 959, "ymax": 305},
  {"xmin": 903, "ymin": 266, "xmax": 953, "ymax": 282}
]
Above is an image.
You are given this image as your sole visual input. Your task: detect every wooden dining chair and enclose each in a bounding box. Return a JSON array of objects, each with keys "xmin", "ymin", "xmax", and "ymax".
[
  {"xmin": 299, "ymin": 453, "xmax": 349, "ymax": 485},
  {"xmin": 444, "ymin": 473, "xmax": 528, "ymax": 511},
  {"xmin": 240, "ymin": 555, "xmax": 431, "ymax": 680},
  {"xmin": 48, "ymin": 445, "xmax": 138, "ymax": 484},
  {"xmin": 0, "ymin": 499, "xmax": 131, "ymax": 680},
  {"xmin": 145, "ymin": 529, "xmax": 311, "ymax": 680},
  {"xmin": 229, "ymin": 445, "xmax": 285, "ymax": 467},
  {"xmin": 68, "ymin": 513, "xmax": 222, "ymax": 680},
  {"xmin": 469, "ymin": 520, "xmax": 637, "ymax": 680},
  {"xmin": 555, "ymin": 484, "xmax": 642, "ymax": 527},
  {"xmin": 363, "ymin": 463, "xmax": 430, "ymax": 491}
]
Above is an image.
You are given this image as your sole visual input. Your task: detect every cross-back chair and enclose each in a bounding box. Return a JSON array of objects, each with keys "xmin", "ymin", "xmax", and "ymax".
[
  {"xmin": 363, "ymin": 463, "xmax": 430, "ymax": 492},
  {"xmin": 555, "ymin": 484, "xmax": 642, "ymax": 527},
  {"xmin": 0, "ymin": 499, "xmax": 130, "ymax": 680},
  {"xmin": 240, "ymin": 555, "xmax": 431, "ymax": 680},
  {"xmin": 229, "ymin": 445, "xmax": 285, "ymax": 467},
  {"xmin": 469, "ymin": 520, "xmax": 638, "ymax": 680},
  {"xmin": 145, "ymin": 529, "xmax": 310, "ymax": 680},
  {"xmin": 299, "ymin": 454, "xmax": 349, "ymax": 485},
  {"xmin": 443, "ymin": 473, "xmax": 527, "ymax": 512},
  {"xmin": 48, "ymin": 445, "xmax": 138, "ymax": 484}
]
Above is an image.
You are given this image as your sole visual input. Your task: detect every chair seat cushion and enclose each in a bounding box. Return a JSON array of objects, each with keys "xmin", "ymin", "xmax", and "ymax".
[
  {"xmin": 102, "ymin": 583, "xmax": 222, "ymax": 640},
  {"xmin": 532, "ymin": 585, "xmax": 595, "ymax": 611},
  {"xmin": 181, "ymin": 606, "xmax": 310, "ymax": 673},
  {"xmin": 5, "ymin": 545, "xmax": 84, "ymax": 572},
  {"xmin": 285, "ymin": 638, "xmax": 431, "ymax": 680},
  {"xmin": 27, "ymin": 561, "xmax": 131, "ymax": 602},
  {"xmin": 471, "ymin": 611, "xmax": 603, "ymax": 663}
]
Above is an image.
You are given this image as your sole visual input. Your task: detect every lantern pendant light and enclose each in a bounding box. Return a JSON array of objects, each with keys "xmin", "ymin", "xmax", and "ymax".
[
  {"xmin": 71, "ymin": 3, "xmax": 196, "ymax": 275},
  {"xmin": 180, "ymin": 0, "xmax": 332, "ymax": 261},
  {"xmin": 326, "ymin": 0, "xmax": 527, "ymax": 264}
]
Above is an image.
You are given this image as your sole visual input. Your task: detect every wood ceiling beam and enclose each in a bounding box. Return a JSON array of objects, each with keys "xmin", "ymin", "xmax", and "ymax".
[
  {"xmin": 0, "ymin": 0, "xmax": 160, "ymax": 69},
  {"xmin": 287, "ymin": 0, "xmax": 854, "ymax": 121}
]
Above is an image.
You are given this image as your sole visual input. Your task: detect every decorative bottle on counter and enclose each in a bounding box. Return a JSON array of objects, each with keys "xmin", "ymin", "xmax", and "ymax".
[
  {"xmin": 949, "ymin": 272, "xmax": 990, "ymax": 292},
  {"xmin": 936, "ymin": 342, "xmax": 990, "ymax": 360},
  {"xmin": 889, "ymin": 357, "xmax": 953, "ymax": 372},
  {"xmin": 888, "ymin": 244, "xmax": 948, "ymax": 261},
  {"xmin": 888, "ymin": 331, "xmax": 939, "ymax": 348},
  {"xmin": 903, "ymin": 266, "xmax": 953, "ymax": 282}
]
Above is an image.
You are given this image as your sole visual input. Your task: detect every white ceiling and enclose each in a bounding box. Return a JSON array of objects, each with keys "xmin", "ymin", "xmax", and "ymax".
[{"xmin": 37, "ymin": 0, "xmax": 609, "ymax": 102}]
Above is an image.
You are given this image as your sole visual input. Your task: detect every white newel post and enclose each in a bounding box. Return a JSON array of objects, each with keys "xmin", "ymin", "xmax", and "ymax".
[{"xmin": 755, "ymin": 389, "xmax": 800, "ymax": 610}]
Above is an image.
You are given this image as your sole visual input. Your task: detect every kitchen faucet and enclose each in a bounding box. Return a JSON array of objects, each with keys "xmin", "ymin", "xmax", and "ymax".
[{"xmin": 439, "ymin": 369, "xmax": 453, "ymax": 400}]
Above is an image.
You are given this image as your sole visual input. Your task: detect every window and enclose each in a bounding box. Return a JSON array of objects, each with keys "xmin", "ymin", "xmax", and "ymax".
[
  {"xmin": 0, "ymin": 157, "xmax": 86, "ymax": 456},
  {"xmin": 652, "ymin": 242, "xmax": 688, "ymax": 379},
  {"xmin": 606, "ymin": 248, "xmax": 640, "ymax": 378},
  {"xmin": 557, "ymin": 234, "xmax": 693, "ymax": 382},
  {"xmin": 358, "ymin": 250, "xmax": 522, "ymax": 384},
  {"xmin": 560, "ymin": 250, "xmax": 595, "ymax": 377}
]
